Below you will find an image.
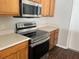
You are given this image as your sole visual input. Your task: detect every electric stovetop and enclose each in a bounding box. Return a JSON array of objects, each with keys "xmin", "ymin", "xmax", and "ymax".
[{"xmin": 23, "ymin": 30, "xmax": 49, "ymax": 43}]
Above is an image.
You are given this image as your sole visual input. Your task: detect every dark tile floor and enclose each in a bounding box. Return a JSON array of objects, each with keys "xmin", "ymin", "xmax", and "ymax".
[{"xmin": 48, "ymin": 46, "xmax": 79, "ymax": 59}]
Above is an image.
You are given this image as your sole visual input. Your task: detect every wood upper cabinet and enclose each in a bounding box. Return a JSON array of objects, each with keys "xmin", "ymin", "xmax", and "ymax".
[
  {"xmin": 40, "ymin": 0, "xmax": 50, "ymax": 16},
  {"xmin": 32, "ymin": 0, "xmax": 41, "ymax": 3},
  {"xmin": 0, "ymin": 0, "xmax": 19, "ymax": 16},
  {"xmin": 49, "ymin": 0, "xmax": 55, "ymax": 16},
  {"xmin": 0, "ymin": 41, "xmax": 29, "ymax": 59},
  {"xmin": 49, "ymin": 29, "xmax": 59, "ymax": 50},
  {"xmin": 32, "ymin": 0, "xmax": 55, "ymax": 17}
]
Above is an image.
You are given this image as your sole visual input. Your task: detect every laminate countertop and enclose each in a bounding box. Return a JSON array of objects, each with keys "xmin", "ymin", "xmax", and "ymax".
[
  {"xmin": 0, "ymin": 33, "xmax": 30, "ymax": 51},
  {"xmin": 38, "ymin": 25, "xmax": 59, "ymax": 32}
]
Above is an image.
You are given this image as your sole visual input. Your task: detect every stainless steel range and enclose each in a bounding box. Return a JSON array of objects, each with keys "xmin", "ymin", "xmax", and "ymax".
[{"xmin": 15, "ymin": 22, "xmax": 49, "ymax": 59}]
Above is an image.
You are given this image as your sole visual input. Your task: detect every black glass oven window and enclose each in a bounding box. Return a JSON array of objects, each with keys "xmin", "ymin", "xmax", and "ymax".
[{"xmin": 23, "ymin": 4, "xmax": 36, "ymax": 15}]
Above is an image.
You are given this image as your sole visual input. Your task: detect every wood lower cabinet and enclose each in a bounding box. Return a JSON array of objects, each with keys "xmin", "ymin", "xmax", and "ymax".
[
  {"xmin": 0, "ymin": 0, "xmax": 19, "ymax": 16},
  {"xmin": 49, "ymin": 30, "xmax": 55, "ymax": 50},
  {"xmin": 49, "ymin": 29, "xmax": 59, "ymax": 50},
  {"xmin": 0, "ymin": 41, "xmax": 29, "ymax": 59},
  {"xmin": 54, "ymin": 29, "xmax": 59, "ymax": 46},
  {"xmin": 19, "ymin": 48, "xmax": 27, "ymax": 59},
  {"xmin": 5, "ymin": 53, "xmax": 17, "ymax": 59}
]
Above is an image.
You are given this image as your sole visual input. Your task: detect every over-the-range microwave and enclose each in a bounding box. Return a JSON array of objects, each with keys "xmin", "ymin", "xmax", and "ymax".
[{"xmin": 15, "ymin": 0, "xmax": 42, "ymax": 18}]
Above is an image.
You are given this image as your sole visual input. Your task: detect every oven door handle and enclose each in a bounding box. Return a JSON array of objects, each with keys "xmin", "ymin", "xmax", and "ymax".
[{"xmin": 30, "ymin": 37, "xmax": 50, "ymax": 47}]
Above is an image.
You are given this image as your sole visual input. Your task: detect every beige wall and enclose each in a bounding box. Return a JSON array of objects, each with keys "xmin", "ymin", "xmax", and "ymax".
[{"xmin": 68, "ymin": 0, "xmax": 79, "ymax": 51}]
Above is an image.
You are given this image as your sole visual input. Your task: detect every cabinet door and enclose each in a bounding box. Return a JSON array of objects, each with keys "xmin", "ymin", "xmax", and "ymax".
[
  {"xmin": 5, "ymin": 53, "xmax": 18, "ymax": 59},
  {"xmin": 49, "ymin": 0, "xmax": 55, "ymax": 16},
  {"xmin": 19, "ymin": 48, "xmax": 28, "ymax": 59},
  {"xmin": 49, "ymin": 31, "xmax": 55, "ymax": 50},
  {"xmin": 40, "ymin": 0, "xmax": 50, "ymax": 16},
  {"xmin": 0, "ymin": 0, "xmax": 19, "ymax": 16},
  {"xmin": 49, "ymin": 29, "xmax": 59, "ymax": 50},
  {"xmin": 0, "ymin": 41, "xmax": 29, "ymax": 59},
  {"xmin": 54, "ymin": 29, "xmax": 59, "ymax": 46}
]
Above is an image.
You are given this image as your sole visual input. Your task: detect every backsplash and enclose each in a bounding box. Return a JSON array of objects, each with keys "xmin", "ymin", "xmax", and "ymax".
[
  {"xmin": 0, "ymin": 16, "xmax": 54, "ymax": 31},
  {"xmin": 0, "ymin": 16, "xmax": 12, "ymax": 30}
]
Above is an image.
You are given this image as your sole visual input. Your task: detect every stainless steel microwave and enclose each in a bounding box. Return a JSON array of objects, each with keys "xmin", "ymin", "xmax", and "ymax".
[{"xmin": 19, "ymin": 0, "xmax": 42, "ymax": 18}]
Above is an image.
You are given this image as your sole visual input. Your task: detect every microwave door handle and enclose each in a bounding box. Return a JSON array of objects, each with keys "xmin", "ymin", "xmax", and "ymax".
[
  {"xmin": 38, "ymin": 6, "xmax": 39, "ymax": 15},
  {"xmin": 37, "ymin": 6, "xmax": 39, "ymax": 15},
  {"xmin": 34, "ymin": 6, "xmax": 36, "ymax": 15},
  {"xmin": 22, "ymin": 3, "xmax": 25, "ymax": 16},
  {"xmin": 38, "ymin": 5, "xmax": 42, "ymax": 16},
  {"xmin": 35, "ymin": 6, "xmax": 38, "ymax": 16}
]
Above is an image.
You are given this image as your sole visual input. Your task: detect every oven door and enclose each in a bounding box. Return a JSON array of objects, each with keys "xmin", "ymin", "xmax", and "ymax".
[{"xmin": 29, "ymin": 37, "xmax": 49, "ymax": 59}]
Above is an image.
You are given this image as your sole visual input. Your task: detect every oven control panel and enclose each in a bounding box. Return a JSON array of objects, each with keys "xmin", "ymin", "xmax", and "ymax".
[{"xmin": 16, "ymin": 22, "xmax": 36, "ymax": 29}]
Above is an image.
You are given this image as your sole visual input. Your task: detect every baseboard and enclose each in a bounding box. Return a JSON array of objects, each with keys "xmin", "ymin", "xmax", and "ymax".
[
  {"xmin": 69, "ymin": 47, "xmax": 79, "ymax": 52},
  {"xmin": 56, "ymin": 44, "xmax": 68, "ymax": 49}
]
